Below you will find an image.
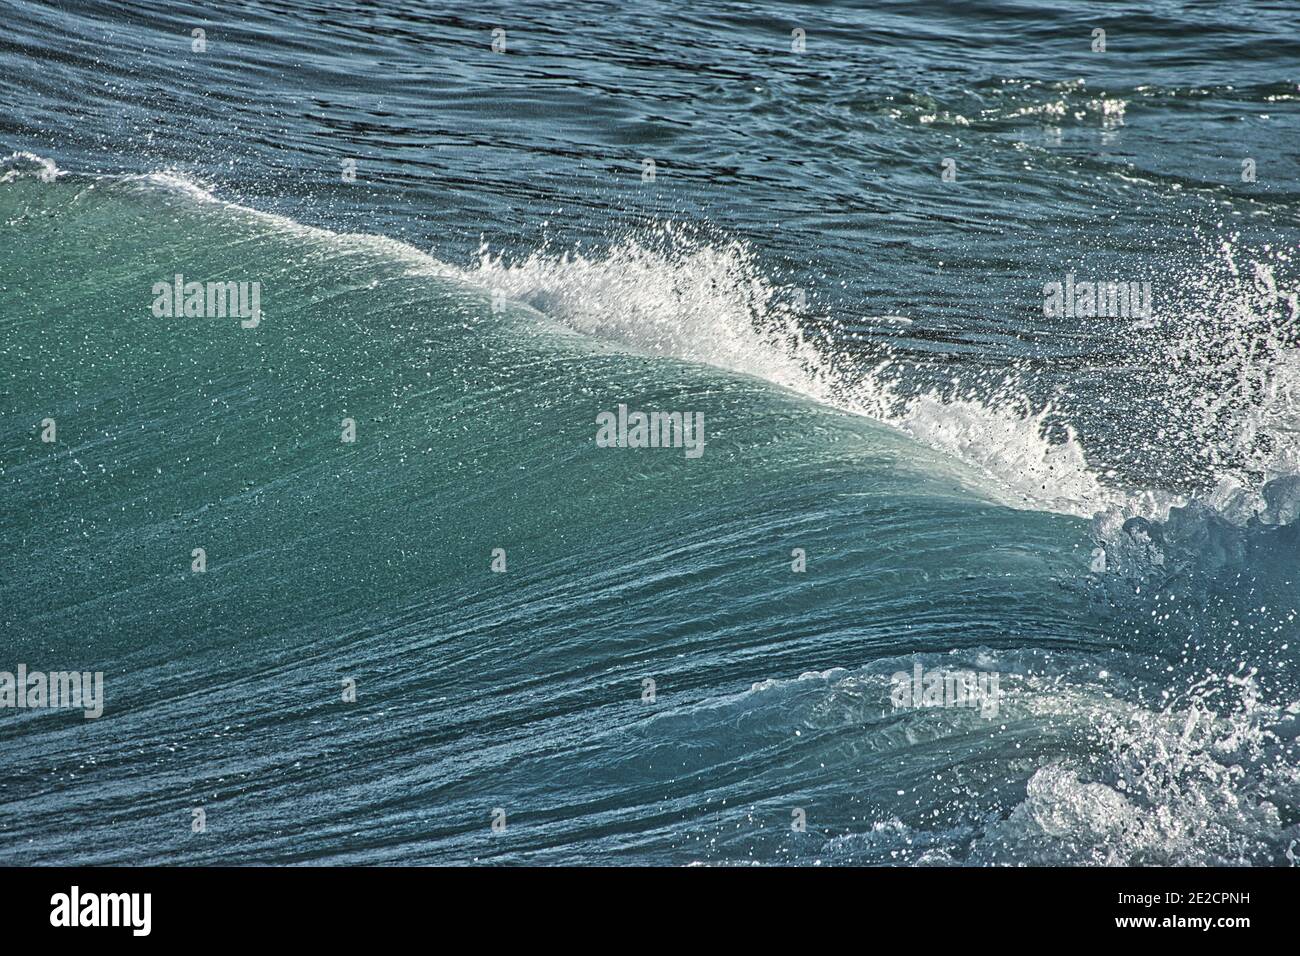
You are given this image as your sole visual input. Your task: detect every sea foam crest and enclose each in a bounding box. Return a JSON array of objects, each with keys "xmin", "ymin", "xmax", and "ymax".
[{"xmin": 461, "ymin": 226, "xmax": 1109, "ymax": 517}]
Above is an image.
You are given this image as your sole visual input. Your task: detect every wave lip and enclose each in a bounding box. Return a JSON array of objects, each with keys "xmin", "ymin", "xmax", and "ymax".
[{"xmin": 457, "ymin": 226, "xmax": 1113, "ymax": 518}]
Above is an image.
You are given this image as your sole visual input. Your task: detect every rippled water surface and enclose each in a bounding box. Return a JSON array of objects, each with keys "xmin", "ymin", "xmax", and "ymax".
[{"xmin": 1, "ymin": 0, "xmax": 1299, "ymax": 865}]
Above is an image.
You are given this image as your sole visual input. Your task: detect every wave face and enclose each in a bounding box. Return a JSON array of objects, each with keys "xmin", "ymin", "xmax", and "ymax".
[{"xmin": 2, "ymin": 0, "xmax": 1299, "ymax": 866}]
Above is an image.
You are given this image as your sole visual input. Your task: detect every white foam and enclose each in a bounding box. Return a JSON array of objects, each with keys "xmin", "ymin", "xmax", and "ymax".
[
  {"xmin": 0, "ymin": 151, "xmax": 60, "ymax": 183},
  {"xmin": 458, "ymin": 227, "xmax": 1112, "ymax": 517}
]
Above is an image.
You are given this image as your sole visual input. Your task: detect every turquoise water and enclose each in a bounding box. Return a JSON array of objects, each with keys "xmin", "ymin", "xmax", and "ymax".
[{"xmin": 1, "ymin": 0, "xmax": 1299, "ymax": 865}]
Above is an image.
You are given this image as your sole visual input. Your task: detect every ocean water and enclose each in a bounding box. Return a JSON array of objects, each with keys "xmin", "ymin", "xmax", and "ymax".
[{"xmin": 1, "ymin": 0, "xmax": 1298, "ymax": 866}]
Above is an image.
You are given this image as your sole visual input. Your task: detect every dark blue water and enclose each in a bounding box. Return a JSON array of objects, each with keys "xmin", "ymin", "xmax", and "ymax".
[{"xmin": 1, "ymin": 0, "xmax": 1298, "ymax": 865}]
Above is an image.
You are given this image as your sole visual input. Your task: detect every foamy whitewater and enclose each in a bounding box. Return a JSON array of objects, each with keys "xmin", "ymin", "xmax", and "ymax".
[{"xmin": 2, "ymin": 0, "xmax": 1298, "ymax": 866}]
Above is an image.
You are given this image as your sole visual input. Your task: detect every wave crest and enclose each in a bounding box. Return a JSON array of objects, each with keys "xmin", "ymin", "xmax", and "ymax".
[{"xmin": 460, "ymin": 226, "xmax": 1109, "ymax": 516}]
